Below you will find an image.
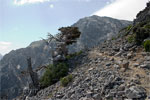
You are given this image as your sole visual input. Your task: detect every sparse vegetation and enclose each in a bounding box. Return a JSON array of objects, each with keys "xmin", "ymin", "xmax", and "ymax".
[
  {"xmin": 144, "ymin": 40, "xmax": 150, "ymax": 52},
  {"xmin": 60, "ymin": 74, "xmax": 73, "ymax": 87},
  {"xmin": 66, "ymin": 51, "xmax": 82, "ymax": 59},
  {"xmin": 127, "ymin": 34, "xmax": 135, "ymax": 43},
  {"xmin": 40, "ymin": 62, "xmax": 69, "ymax": 87},
  {"xmin": 119, "ymin": 25, "xmax": 133, "ymax": 36},
  {"xmin": 143, "ymin": 24, "xmax": 150, "ymax": 29},
  {"xmin": 132, "ymin": 22, "xmax": 150, "ymax": 45},
  {"xmin": 111, "ymin": 37, "xmax": 116, "ymax": 40},
  {"xmin": 126, "ymin": 25, "xmax": 133, "ymax": 31}
]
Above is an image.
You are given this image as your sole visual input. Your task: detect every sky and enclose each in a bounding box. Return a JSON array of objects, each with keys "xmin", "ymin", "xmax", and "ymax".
[{"xmin": 0, "ymin": 0, "xmax": 148, "ymax": 55}]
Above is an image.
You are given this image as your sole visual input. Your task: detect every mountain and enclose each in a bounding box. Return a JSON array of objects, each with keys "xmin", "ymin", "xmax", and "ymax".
[
  {"xmin": 27, "ymin": 2, "xmax": 150, "ymax": 100},
  {"xmin": 69, "ymin": 15, "xmax": 132, "ymax": 52},
  {"xmin": 0, "ymin": 16, "xmax": 131, "ymax": 99},
  {"xmin": 0, "ymin": 54, "xmax": 2, "ymax": 60},
  {"xmin": 0, "ymin": 40, "xmax": 52, "ymax": 99},
  {"xmin": 134, "ymin": 2, "xmax": 150, "ymax": 24}
]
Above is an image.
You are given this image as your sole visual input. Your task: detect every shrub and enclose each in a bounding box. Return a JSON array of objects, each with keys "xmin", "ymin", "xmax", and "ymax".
[
  {"xmin": 126, "ymin": 25, "xmax": 132, "ymax": 31},
  {"xmin": 76, "ymin": 50, "xmax": 83, "ymax": 56},
  {"xmin": 133, "ymin": 22, "xmax": 150, "ymax": 45},
  {"xmin": 66, "ymin": 51, "xmax": 82, "ymax": 59},
  {"xmin": 111, "ymin": 37, "xmax": 115, "ymax": 40},
  {"xmin": 127, "ymin": 35, "xmax": 135, "ymax": 43},
  {"xmin": 135, "ymin": 27, "xmax": 150, "ymax": 44},
  {"xmin": 40, "ymin": 62, "xmax": 69, "ymax": 87},
  {"xmin": 144, "ymin": 40, "xmax": 150, "ymax": 52},
  {"xmin": 144, "ymin": 24, "xmax": 150, "ymax": 29},
  {"xmin": 60, "ymin": 74, "xmax": 73, "ymax": 87}
]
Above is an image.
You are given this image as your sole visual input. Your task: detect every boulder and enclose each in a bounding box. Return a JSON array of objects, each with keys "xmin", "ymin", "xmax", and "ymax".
[
  {"xmin": 121, "ymin": 60, "xmax": 129, "ymax": 69},
  {"xmin": 126, "ymin": 86, "xmax": 147, "ymax": 99}
]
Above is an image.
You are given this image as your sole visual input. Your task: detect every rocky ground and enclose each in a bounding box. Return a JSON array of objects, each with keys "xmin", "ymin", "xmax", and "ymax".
[{"xmin": 26, "ymin": 35, "xmax": 150, "ymax": 100}]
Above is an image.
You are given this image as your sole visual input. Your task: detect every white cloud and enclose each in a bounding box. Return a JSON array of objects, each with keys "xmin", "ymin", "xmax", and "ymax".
[
  {"xmin": 0, "ymin": 42, "xmax": 12, "ymax": 55},
  {"xmin": 14, "ymin": 0, "xmax": 52, "ymax": 5},
  {"xmin": 49, "ymin": 4, "xmax": 54, "ymax": 8},
  {"xmin": 0, "ymin": 41, "xmax": 20, "ymax": 55},
  {"xmin": 78, "ymin": 0, "xmax": 91, "ymax": 2},
  {"xmin": 106, "ymin": 1, "xmax": 110, "ymax": 5},
  {"xmin": 93, "ymin": 0, "xmax": 148, "ymax": 21}
]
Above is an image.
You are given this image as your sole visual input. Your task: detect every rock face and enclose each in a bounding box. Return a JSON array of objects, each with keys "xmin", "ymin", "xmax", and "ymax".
[
  {"xmin": 134, "ymin": 2, "xmax": 150, "ymax": 24},
  {"xmin": 69, "ymin": 15, "xmax": 132, "ymax": 52},
  {"xmin": 0, "ymin": 53, "xmax": 2, "ymax": 60},
  {"xmin": 0, "ymin": 16, "xmax": 131, "ymax": 99},
  {"xmin": 0, "ymin": 40, "xmax": 52, "ymax": 99}
]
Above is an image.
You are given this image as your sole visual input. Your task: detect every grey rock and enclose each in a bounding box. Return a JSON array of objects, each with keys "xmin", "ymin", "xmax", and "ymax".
[
  {"xmin": 122, "ymin": 60, "xmax": 129, "ymax": 69},
  {"xmin": 114, "ymin": 64, "xmax": 120, "ymax": 69},
  {"xmin": 115, "ymin": 51, "xmax": 123, "ymax": 56},
  {"xmin": 133, "ymin": 63, "xmax": 139, "ymax": 67},
  {"xmin": 93, "ymin": 94, "xmax": 101, "ymax": 100},
  {"xmin": 145, "ymin": 56, "xmax": 150, "ymax": 61},
  {"xmin": 126, "ymin": 86, "xmax": 147, "ymax": 99},
  {"xmin": 115, "ymin": 60, "xmax": 122, "ymax": 65},
  {"xmin": 140, "ymin": 63, "xmax": 150, "ymax": 69},
  {"xmin": 86, "ymin": 91, "xmax": 93, "ymax": 98},
  {"xmin": 106, "ymin": 62, "xmax": 111, "ymax": 67},
  {"xmin": 127, "ymin": 53, "xmax": 133, "ymax": 59},
  {"xmin": 113, "ymin": 48, "xmax": 120, "ymax": 52}
]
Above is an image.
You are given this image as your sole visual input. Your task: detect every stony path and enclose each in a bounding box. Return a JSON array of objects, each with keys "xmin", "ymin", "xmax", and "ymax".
[{"xmin": 90, "ymin": 49, "xmax": 150, "ymax": 96}]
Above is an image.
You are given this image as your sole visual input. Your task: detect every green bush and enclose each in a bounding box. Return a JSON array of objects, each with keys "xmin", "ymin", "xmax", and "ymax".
[
  {"xmin": 60, "ymin": 74, "xmax": 73, "ymax": 87},
  {"xmin": 40, "ymin": 62, "xmax": 69, "ymax": 87},
  {"xmin": 111, "ymin": 37, "xmax": 115, "ymax": 40},
  {"xmin": 135, "ymin": 28, "xmax": 150, "ymax": 44},
  {"xmin": 144, "ymin": 24, "xmax": 150, "ymax": 29},
  {"xmin": 133, "ymin": 22, "xmax": 150, "ymax": 45},
  {"xmin": 126, "ymin": 25, "xmax": 132, "ymax": 30},
  {"xmin": 144, "ymin": 40, "xmax": 150, "ymax": 52},
  {"xmin": 127, "ymin": 35, "xmax": 135, "ymax": 43}
]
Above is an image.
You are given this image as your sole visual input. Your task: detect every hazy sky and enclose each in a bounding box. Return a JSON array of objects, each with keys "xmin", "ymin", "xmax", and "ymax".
[{"xmin": 0, "ymin": 0, "xmax": 148, "ymax": 55}]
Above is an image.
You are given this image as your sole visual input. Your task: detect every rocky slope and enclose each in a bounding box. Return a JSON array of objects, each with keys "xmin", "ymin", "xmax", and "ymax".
[
  {"xmin": 25, "ymin": 2, "xmax": 150, "ymax": 100},
  {"xmin": 27, "ymin": 36, "xmax": 150, "ymax": 100},
  {"xmin": 0, "ymin": 17, "xmax": 131, "ymax": 99}
]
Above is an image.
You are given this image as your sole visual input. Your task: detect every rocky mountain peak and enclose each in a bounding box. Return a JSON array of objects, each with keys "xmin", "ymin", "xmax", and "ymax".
[
  {"xmin": 134, "ymin": 1, "xmax": 150, "ymax": 24},
  {"xmin": 70, "ymin": 16, "xmax": 131, "ymax": 52}
]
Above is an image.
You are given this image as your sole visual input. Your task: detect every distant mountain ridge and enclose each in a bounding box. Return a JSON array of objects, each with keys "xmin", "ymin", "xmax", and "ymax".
[
  {"xmin": 0, "ymin": 40, "xmax": 52, "ymax": 99},
  {"xmin": 0, "ymin": 16, "xmax": 131, "ymax": 99}
]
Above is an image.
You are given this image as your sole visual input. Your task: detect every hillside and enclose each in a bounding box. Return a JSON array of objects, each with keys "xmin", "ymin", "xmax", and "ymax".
[
  {"xmin": 0, "ymin": 17, "xmax": 131, "ymax": 99},
  {"xmin": 26, "ymin": 40, "xmax": 150, "ymax": 100},
  {"xmin": 24, "ymin": 1, "xmax": 150, "ymax": 100}
]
